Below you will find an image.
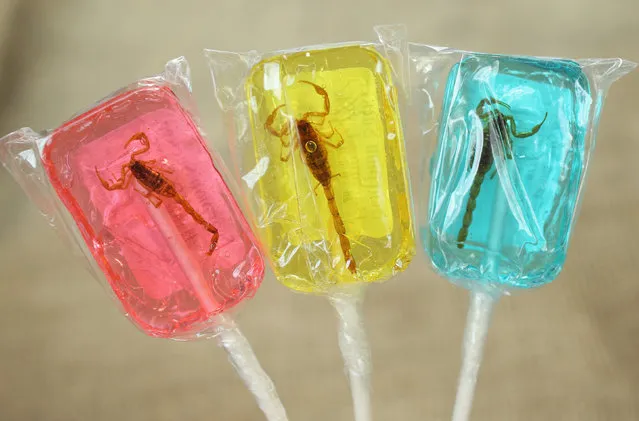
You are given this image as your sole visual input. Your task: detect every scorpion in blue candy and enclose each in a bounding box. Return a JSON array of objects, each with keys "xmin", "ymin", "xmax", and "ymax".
[{"xmin": 456, "ymin": 97, "xmax": 548, "ymax": 249}]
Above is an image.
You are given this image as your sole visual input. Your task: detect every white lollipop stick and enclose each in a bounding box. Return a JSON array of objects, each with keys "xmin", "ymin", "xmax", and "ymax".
[
  {"xmin": 451, "ymin": 164, "xmax": 507, "ymax": 421},
  {"xmin": 330, "ymin": 286, "xmax": 372, "ymax": 421},
  {"xmin": 145, "ymin": 199, "xmax": 289, "ymax": 421},
  {"xmin": 451, "ymin": 290, "xmax": 497, "ymax": 421}
]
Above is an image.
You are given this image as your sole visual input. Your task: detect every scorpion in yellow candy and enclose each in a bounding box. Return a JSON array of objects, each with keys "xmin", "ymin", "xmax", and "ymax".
[
  {"xmin": 264, "ymin": 80, "xmax": 357, "ymax": 274},
  {"xmin": 456, "ymin": 97, "xmax": 548, "ymax": 249}
]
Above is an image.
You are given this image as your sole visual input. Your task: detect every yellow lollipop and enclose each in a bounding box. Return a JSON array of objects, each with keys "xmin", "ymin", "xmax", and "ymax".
[
  {"xmin": 205, "ymin": 26, "xmax": 415, "ymax": 421},
  {"xmin": 244, "ymin": 44, "xmax": 414, "ymax": 292}
]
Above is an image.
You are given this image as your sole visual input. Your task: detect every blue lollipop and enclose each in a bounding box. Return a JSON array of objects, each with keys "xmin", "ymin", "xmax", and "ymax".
[
  {"xmin": 428, "ymin": 55, "xmax": 590, "ymax": 290},
  {"xmin": 410, "ymin": 44, "xmax": 635, "ymax": 421}
]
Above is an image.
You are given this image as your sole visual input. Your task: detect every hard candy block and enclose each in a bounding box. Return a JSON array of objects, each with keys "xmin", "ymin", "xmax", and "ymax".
[
  {"xmin": 424, "ymin": 54, "xmax": 591, "ymax": 289},
  {"xmin": 42, "ymin": 85, "xmax": 264, "ymax": 337},
  {"xmin": 244, "ymin": 45, "xmax": 415, "ymax": 293}
]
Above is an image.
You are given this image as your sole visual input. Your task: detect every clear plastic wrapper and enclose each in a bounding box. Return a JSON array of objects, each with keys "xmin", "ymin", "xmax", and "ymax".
[
  {"xmin": 205, "ymin": 24, "xmax": 415, "ymax": 421},
  {"xmin": 0, "ymin": 57, "xmax": 291, "ymax": 421},
  {"xmin": 205, "ymin": 25, "xmax": 415, "ymax": 296},
  {"xmin": 0, "ymin": 57, "xmax": 265, "ymax": 340},
  {"xmin": 409, "ymin": 43, "xmax": 636, "ymax": 294},
  {"xmin": 408, "ymin": 43, "xmax": 636, "ymax": 421}
]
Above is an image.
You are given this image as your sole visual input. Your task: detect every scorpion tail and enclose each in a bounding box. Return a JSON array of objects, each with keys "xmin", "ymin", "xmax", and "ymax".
[
  {"xmin": 456, "ymin": 170, "xmax": 488, "ymax": 249},
  {"xmin": 323, "ymin": 184, "xmax": 357, "ymax": 274},
  {"xmin": 175, "ymin": 194, "xmax": 220, "ymax": 256},
  {"xmin": 206, "ymin": 229, "xmax": 220, "ymax": 256}
]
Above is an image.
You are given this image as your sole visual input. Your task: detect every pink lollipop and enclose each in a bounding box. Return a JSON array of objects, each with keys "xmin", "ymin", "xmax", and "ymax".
[
  {"xmin": 43, "ymin": 84, "xmax": 262, "ymax": 337},
  {"xmin": 0, "ymin": 57, "xmax": 288, "ymax": 421}
]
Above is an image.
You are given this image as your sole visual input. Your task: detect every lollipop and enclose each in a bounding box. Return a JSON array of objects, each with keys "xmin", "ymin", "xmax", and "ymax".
[
  {"xmin": 0, "ymin": 57, "xmax": 288, "ymax": 421},
  {"xmin": 408, "ymin": 44, "xmax": 636, "ymax": 420},
  {"xmin": 206, "ymin": 25, "xmax": 415, "ymax": 421}
]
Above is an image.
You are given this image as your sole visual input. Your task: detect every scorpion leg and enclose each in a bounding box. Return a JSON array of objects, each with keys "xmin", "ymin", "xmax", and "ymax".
[
  {"xmin": 318, "ymin": 120, "xmax": 337, "ymax": 138},
  {"xmin": 318, "ymin": 121, "xmax": 344, "ymax": 149},
  {"xmin": 146, "ymin": 193, "xmax": 164, "ymax": 208},
  {"xmin": 506, "ymin": 112, "xmax": 548, "ymax": 139},
  {"xmin": 134, "ymin": 186, "xmax": 163, "ymax": 208},
  {"xmin": 299, "ymin": 80, "xmax": 330, "ymax": 124},
  {"xmin": 280, "ymin": 134, "xmax": 293, "ymax": 162}
]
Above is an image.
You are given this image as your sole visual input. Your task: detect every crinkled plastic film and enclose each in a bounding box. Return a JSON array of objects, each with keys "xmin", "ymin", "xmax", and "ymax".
[
  {"xmin": 0, "ymin": 57, "xmax": 265, "ymax": 341},
  {"xmin": 205, "ymin": 25, "xmax": 415, "ymax": 421},
  {"xmin": 204, "ymin": 25, "xmax": 416, "ymax": 295},
  {"xmin": 408, "ymin": 43, "xmax": 636, "ymax": 294}
]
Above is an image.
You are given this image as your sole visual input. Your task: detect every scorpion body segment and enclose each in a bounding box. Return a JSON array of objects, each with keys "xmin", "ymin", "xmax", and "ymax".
[
  {"xmin": 129, "ymin": 160, "xmax": 178, "ymax": 198},
  {"xmin": 264, "ymin": 81, "xmax": 356, "ymax": 274},
  {"xmin": 95, "ymin": 132, "xmax": 219, "ymax": 255},
  {"xmin": 456, "ymin": 97, "xmax": 548, "ymax": 249}
]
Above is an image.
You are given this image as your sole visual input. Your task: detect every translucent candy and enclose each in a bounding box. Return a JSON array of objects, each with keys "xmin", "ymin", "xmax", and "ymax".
[
  {"xmin": 424, "ymin": 54, "xmax": 593, "ymax": 289},
  {"xmin": 241, "ymin": 45, "xmax": 415, "ymax": 293},
  {"xmin": 39, "ymin": 85, "xmax": 263, "ymax": 338},
  {"xmin": 409, "ymin": 44, "xmax": 636, "ymax": 421},
  {"xmin": 206, "ymin": 34, "xmax": 414, "ymax": 421}
]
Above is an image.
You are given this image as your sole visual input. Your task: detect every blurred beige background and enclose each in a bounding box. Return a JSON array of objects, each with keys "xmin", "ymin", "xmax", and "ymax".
[{"xmin": 0, "ymin": 1, "xmax": 638, "ymax": 420}]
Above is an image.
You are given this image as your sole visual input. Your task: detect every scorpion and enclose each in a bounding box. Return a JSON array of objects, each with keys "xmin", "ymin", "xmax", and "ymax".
[
  {"xmin": 264, "ymin": 80, "xmax": 356, "ymax": 274},
  {"xmin": 456, "ymin": 97, "xmax": 548, "ymax": 249},
  {"xmin": 95, "ymin": 132, "xmax": 219, "ymax": 256}
]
